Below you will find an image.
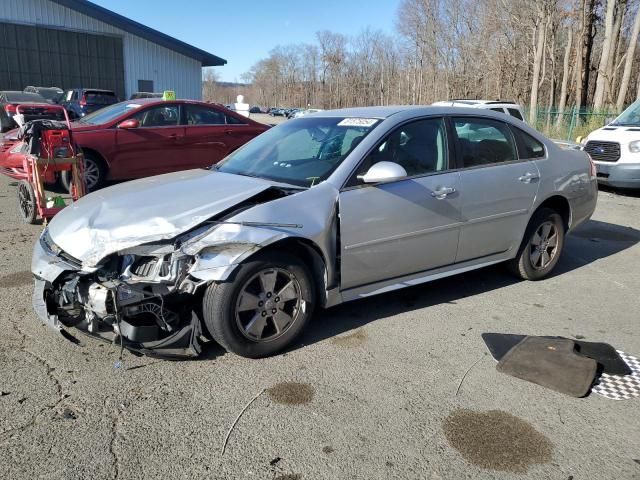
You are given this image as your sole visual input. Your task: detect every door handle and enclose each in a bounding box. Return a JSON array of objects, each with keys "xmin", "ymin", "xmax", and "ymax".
[
  {"xmin": 518, "ymin": 172, "xmax": 539, "ymax": 183},
  {"xmin": 168, "ymin": 134, "xmax": 178, "ymax": 140},
  {"xmin": 225, "ymin": 129, "xmax": 234, "ymax": 135},
  {"xmin": 431, "ymin": 186, "xmax": 456, "ymax": 200}
]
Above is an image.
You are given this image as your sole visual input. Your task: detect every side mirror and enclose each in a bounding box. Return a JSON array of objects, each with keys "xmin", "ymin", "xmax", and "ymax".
[
  {"xmin": 358, "ymin": 161, "xmax": 407, "ymax": 184},
  {"xmin": 117, "ymin": 119, "xmax": 140, "ymax": 129}
]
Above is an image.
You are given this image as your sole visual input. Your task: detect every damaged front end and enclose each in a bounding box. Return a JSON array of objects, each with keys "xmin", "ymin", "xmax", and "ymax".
[{"xmin": 33, "ymin": 231, "xmax": 206, "ymax": 357}]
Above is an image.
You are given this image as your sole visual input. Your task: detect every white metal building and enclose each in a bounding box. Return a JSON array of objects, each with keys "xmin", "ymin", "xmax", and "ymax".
[{"xmin": 0, "ymin": 0, "xmax": 226, "ymax": 100}]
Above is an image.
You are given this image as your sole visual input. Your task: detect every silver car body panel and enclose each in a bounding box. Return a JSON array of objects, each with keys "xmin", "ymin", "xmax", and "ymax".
[{"xmin": 32, "ymin": 105, "xmax": 597, "ymax": 356}]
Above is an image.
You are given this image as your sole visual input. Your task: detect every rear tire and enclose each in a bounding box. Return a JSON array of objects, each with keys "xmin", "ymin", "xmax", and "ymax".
[
  {"xmin": 60, "ymin": 152, "xmax": 105, "ymax": 192},
  {"xmin": 508, "ymin": 208, "xmax": 565, "ymax": 280},
  {"xmin": 202, "ymin": 252, "xmax": 315, "ymax": 358}
]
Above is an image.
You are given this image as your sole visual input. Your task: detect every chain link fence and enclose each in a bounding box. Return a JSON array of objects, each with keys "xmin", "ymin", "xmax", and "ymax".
[{"xmin": 524, "ymin": 107, "xmax": 620, "ymax": 142}]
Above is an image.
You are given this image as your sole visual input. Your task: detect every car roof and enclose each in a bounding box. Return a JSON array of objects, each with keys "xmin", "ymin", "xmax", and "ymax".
[{"xmin": 311, "ymin": 105, "xmax": 522, "ymax": 119}]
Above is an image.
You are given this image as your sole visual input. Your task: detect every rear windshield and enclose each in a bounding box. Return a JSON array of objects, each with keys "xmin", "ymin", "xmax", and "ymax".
[
  {"xmin": 37, "ymin": 89, "xmax": 63, "ymax": 101},
  {"xmin": 85, "ymin": 92, "xmax": 117, "ymax": 105},
  {"xmin": 5, "ymin": 92, "xmax": 46, "ymax": 103}
]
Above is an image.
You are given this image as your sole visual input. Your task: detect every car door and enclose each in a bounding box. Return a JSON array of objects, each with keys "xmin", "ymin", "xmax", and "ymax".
[
  {"xmin": 339, "ymin": 117, "xmax": 463, "ymax": 289},
  {"xmin": 182, "ymin": 104, "xmax": 259, "ymax": 168},
  {"xmin": 452, "ymin": 116, "xmax": 541, "ymax": 262},
  {"xmin": 181, "ymin": 103, "xmax": 233, "ymax": 168},
  {"xmin": 113, "ymin": 103, "xmax": 186, "ymax": 178}
]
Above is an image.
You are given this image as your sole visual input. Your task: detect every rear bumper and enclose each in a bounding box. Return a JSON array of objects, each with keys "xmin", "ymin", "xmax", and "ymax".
[{"xmin": 595, "ymin": 162, "xmax": 640, "ymax": 189}]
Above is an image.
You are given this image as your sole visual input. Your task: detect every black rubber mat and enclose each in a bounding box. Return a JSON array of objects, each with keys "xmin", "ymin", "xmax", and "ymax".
[
  {"xmin": 496, "ymin": 336, "xmax": 598, "ymax": 397},
  {"xmin": 482, "ymin": 333, "xmax": 631, "ymax": 376}
]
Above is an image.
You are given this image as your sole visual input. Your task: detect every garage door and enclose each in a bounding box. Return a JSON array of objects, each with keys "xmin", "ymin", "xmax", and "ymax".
[{"xmin": 0, "ymin": 22, "xmax": 125, "ymax": 99}]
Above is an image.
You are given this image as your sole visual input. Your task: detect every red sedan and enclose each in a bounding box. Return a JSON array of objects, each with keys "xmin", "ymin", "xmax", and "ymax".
[{"xmin": 0, "ymin": 99, "xmax": 269, "ymax": 190}]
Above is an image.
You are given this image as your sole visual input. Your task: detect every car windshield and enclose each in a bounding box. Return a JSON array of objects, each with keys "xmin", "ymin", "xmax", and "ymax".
[
  {"xmin": 77, "ymin": 101, "xmax": 143, "ymax": 125},
  {"xmin": 5, "ymin": 92, "xmax": 46, "ymax": 103},
  {"xmin": 216, "ymin": 116, "xmax": 380, "ymax": 187},
  {"xmin": 611, "ymin": 99, "xmax": 640, "ymax": 126}
]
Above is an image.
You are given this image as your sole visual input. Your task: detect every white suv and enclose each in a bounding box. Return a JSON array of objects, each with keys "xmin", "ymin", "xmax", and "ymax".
[
  {"xmin": 432, "ymin": 99, "xmax": 526, "ymax": 122},
  {"xmin": 583, "ymin": 100, "xmax": 640, "ymax": 189}
]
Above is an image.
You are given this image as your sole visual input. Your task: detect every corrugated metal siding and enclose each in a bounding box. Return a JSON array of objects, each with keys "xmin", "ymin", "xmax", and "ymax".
[{"xmin": 0, "ymin": 0, "xmax": 203, "ymax": 99}]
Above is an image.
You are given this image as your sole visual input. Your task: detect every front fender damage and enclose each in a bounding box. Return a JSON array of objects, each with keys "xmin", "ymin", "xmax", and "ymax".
[{"xmin": 182, "ymin": 224, "xmax": 290, "ymax": 282}]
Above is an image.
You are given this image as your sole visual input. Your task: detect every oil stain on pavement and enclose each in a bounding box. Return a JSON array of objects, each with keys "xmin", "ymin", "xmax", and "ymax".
[
  {"xmin": 443, "ymin": 409, "xmax": 553, "ymax": 473},
  {"xmin": 267, "ymin": 382, "xmax": 314, "ymax": 405},
  {"xmin": 0, "ymin": 271, "xmax": 32, "ymax": 288},
  {"xmin": 330, "ymin": 328, "xmax": 367, "ymax": 347}
]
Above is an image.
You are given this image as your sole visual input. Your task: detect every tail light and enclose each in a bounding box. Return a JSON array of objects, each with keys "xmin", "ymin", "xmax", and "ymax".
[
  {"xmin": 79, "ymin": 96, "xmax": 87, "ymax": 106},
  {"xmin": 4, "ymin": 104, "xmax": 16, "ymax": 114}
]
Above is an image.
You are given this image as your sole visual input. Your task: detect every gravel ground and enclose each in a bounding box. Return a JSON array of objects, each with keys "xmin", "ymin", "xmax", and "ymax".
[{"xmin": 0, "ymin": 174, "xmax": 639, "ymax": 480}]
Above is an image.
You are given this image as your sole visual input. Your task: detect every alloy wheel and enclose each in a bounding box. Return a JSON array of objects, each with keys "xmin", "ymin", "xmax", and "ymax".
[
  {"xmin": 235, "ymin": 268, "xmax": 302, "ymax": 342},
  {"xmin": 529, "ymin": 220, "xmax": 559, "ymax": 270},
  {"xmin": 83, "ymin": 158, "xmax": 100, "ymax": 190}
]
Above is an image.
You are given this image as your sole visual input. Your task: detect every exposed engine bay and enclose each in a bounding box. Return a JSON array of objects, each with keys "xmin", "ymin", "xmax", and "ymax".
[{"xmin": 45, "ymin": 241, "xmax": 205, "ymax": 357}]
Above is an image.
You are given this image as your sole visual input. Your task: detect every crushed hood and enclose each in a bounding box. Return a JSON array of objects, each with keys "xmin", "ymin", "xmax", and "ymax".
[{"xmin": 48, "ymin": 169, "xmax": 277, "ymax": 266}]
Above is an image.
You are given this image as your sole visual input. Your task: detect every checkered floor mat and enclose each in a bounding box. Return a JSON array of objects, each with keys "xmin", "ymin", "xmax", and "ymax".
[{"xmin": 592, "ymin": 351, "xmax": 640, "ymax": 400}]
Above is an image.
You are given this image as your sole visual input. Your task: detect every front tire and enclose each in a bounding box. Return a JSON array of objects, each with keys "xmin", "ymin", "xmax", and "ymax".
[
  {"xmin": 202, "ymin": 252, "xmax": 315, "ymax": 358},
  {"xmin": 508, "ymin": 208, "xmax": 565, "ymax": 280},
  {"xmin": 60, "ymin": 152, "xmax": 105, "ymax": 192}
]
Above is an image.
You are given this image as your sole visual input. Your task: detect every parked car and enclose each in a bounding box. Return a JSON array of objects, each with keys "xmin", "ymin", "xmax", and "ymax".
[
  {"xmin": 0, "ymin": 99, "xmax": 268, "ymax": 190},
  {"xmin": 583, "ymin": 98, "xmax": 640, "ymax": 189},
  {"xmin": 24, "ymin": 86, "xmax": 64, "ymax": 104},
  {"xmin": 0, "ymin": 91, "xmax": 66, "ymax": 132},
  {"xmin": 129, "ymin": 92, "xmax": 163, "ymax": 100},
  {"xmin": 31, "ymin": 106, "xmax": 597, "ymax": 359},
  {"xmin": 269, "ymin": 108, "xmax": 286, "ymax": 117},
  {"xmin": 292, "ymin": 108, "xmax": 324, "ymax": 119},
  {"xmin": 286, "ymin": 108, "xmax": 301, "ymax": 119},
  {"xmin": 59, "ymin": 88, "xmax": 118, "ymax": 118},
  {"xmin": 249, "ymin": 106, "xmax": 262, "ymax": 114},
  {"xmin": 432, "ymin": 99, "xmax": 526, "ymax": 122}
]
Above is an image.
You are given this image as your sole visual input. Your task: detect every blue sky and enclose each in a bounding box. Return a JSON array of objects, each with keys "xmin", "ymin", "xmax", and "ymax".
[{"xmin": 92, "ymin": 0, "xmax": 401, "ymax": 82}]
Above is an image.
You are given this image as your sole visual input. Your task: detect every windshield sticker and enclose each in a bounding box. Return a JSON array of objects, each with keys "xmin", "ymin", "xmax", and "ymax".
[{"xmin": 337, "ymin": 118, "xmax": 378, "ymax": 127}]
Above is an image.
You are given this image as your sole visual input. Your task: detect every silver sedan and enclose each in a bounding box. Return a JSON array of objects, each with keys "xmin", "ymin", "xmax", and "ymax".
[{"xmin": 31, "ymin": 106, "xmax": 598, "ymax": 358}]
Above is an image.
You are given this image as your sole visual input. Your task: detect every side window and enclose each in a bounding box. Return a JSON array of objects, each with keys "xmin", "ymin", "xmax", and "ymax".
[
  {"xmin": 453, "ymin": 117, "xmax": 517, "ymax": 167},
  {"xmin": 352, "ymin": 118, "xmax": 448, "ymax": 183},
  {"xmin": 490, "ymin": 107, "xmax": 505, "ymax": 114},
  {"xmin": 185, "ymin": 104, "xmax": 225, "ymax": 125},
  {"xmin": 132, "ymin": 105, "xmax": 180, "ymax": 127},
  {"xmin": 225, "ymin": 114, "xmax": 246, "ymax": 125},
  {"xmin": 511, "ymin": 127, "xmax": 546, "ymax": 159},
  {"xmin": 71, "ymin": 90, "xmax": 79, "ymax": 101},
  {"xmin": 507, "ymin": 108, "xmax": 524, "ymax": 121},
  {"xmin": 64, "ymin": 91, "xmax": 74, "ymax": 102}
]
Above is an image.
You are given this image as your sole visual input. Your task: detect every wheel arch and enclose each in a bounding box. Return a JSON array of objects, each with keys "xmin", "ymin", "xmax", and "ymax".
[
  {"xmin": 534, "ymin": 194, "xmax": 572, "ymax": 232},
  {"xmin": 244, "ymin": 237, "xmax": 331, "ymax": 308},
  {"xmin": 79, "ymin": 146, "xmax": 110, "ymax": 171}
]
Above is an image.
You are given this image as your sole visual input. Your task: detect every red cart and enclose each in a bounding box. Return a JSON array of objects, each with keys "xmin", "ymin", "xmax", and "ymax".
[{"xmin": 15, "ymin": 104, "xmax": 86, "ymax": 224}]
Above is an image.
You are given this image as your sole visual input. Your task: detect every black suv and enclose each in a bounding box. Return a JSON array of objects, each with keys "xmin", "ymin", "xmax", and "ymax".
[{"xmin": 59, "ymin": 88, "xmax": 118, "ymax": 118}]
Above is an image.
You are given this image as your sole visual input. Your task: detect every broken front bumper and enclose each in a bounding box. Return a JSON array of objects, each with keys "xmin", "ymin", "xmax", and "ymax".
[{"xmin": 31, "ymin": 236, "xmax": 203, "ymax": 359}]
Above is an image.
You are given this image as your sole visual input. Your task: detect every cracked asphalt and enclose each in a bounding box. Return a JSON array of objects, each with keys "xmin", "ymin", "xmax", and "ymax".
[{"xmin": 1, "ymin": 174, "xmax": 639, "ymax": 479}]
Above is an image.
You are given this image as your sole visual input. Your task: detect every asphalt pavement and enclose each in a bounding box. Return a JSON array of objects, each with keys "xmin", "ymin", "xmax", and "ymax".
[{"xmin": 0, "ymin": 174, "xmax": 639, "ymax": 480}]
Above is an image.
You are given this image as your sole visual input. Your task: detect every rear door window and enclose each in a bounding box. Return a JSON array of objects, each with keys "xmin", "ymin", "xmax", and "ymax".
[
  {"xmin": 511, "ymin": 127, "xmax": 546, "ymax": 159},
  {"xmin": 185, "ymin": 104, "xmax": 226, "ymax": 125},
  {"xmin": 453, "ymin": 117, "xmax": 518, "ymax": 167}
]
